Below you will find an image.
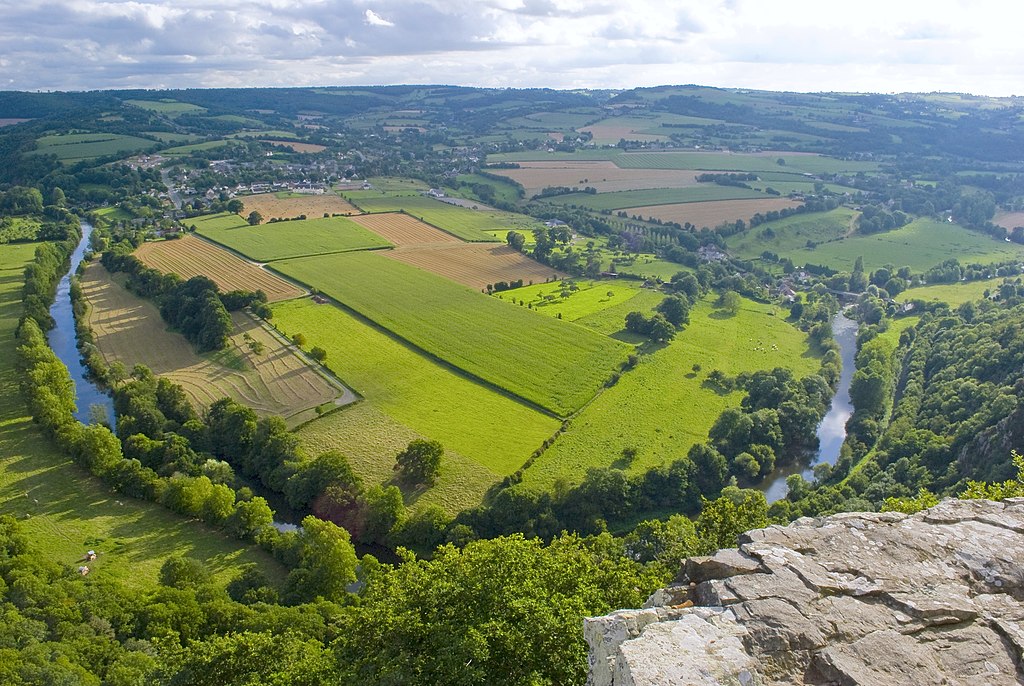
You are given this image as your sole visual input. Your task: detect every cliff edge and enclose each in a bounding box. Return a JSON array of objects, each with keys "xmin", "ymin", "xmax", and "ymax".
[{"xmin": 586, "ymin": 498, "xmax": 1024, "ymax": 685}]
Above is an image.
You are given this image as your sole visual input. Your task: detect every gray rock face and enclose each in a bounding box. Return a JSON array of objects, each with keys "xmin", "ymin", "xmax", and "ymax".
[{"xmin": 586, "ymin": 498, "xmax": 1024, "ymax": 686}]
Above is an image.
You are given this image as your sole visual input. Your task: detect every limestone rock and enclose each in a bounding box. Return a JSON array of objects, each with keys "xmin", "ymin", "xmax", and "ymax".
[{"xmin": 586, "ymin": 499, "xmax": 1024, "ymax": 685}]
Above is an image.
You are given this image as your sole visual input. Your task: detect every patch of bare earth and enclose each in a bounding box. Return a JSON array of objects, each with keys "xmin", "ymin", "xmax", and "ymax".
[
  {"xmin": 626, "ymin": 198, "xmax": 804, "ymax": 229},
  {"xmin": 241, "ymin": 192, "xmax": 359, "ymax": 220},
  {"xmin": 81, "ymin": 263, "xmax": 344, "ymax": 427},
  {"xmin": 994, "ymin": 211, "xmax": 1024, "ymax": 232},
  {"xmin": 134, "ymin": 234, "xmax": 303, "ymax": 302}
]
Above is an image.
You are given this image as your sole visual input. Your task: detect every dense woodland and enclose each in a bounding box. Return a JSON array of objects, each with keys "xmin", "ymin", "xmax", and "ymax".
[{"xmin": 0, "ymin": 84, "xmax": 1023, "ymax": 683}]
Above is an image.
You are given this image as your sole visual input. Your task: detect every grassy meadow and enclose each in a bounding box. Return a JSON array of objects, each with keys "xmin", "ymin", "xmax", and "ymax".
[
  {"xmin": 193, "ymin": 212, "xmax": 391, "ymax": 261},
  {"xmin": 898, "ymin": 278, "xmax": 1008, "ymax": 306},
  {"xmin": 543, "ymin": 185, "xmax": 766, "ymax": 211},
  {"xmin": 273, "ymin": 251, "xmax": 631, "ymax": 417},
  {"xmin": 726, "ymin": 208, "xmax": 857, "ymax": 259},
  {"xmin": 0, "ymin": 243, "xmax": 283, "ymax": 589},
  {"xmin": 33, "ymin": 133, "xmax": 156, "ymax": 163},
  {"xmin": 520, "ymin": 296, "xmax": 822, "ymax": 491}
]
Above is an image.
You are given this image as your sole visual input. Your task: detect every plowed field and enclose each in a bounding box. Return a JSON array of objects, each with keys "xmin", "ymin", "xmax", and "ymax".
[
  {"xmin": 134, "ymin": 235, "xmax": 303, "ymax": 301},
  {"xmin": 385, "ymin": 243, "xmax": 564, "ymax": 289},
  {"xmin": 241, "ymin": 192, "xmax": 359, "ymax": 220},
  {"xmin": 625, "ymin": 197, "xmax": 803, "ymax": 229},
  {"xmin": 81, "ymin": 263, "xmax": 346, "ymax": 426},
  {"xmin": 348, "ymin": 212, "xmax": 460, "ymax": 246}
]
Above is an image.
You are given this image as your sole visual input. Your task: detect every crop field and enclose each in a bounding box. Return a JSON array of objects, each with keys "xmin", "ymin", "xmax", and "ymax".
[
  {"xmin": 240, "ymin": 191, "xmax": 359, "ymax": 220},
  {"xmin": 629, "ymin": 197, "xmax": 804, "ymax": 229},
  {"xmin": 782, "ymin": 218, "xmax": 1024, "ymax": 272},
  {"xmin": 342, "ymin": 192, "xmax": 523, "ymax": 242},
  {"xmin": 488, "ymin": 160, "xmax": 703, "ymax": 196},
  {"xmin": 614, "ymin": 151, "xmax": 880, "ymax": 174},
  {"xmin": 261, "ymin": 140, "xmax": 327, "ymax": 154},
  {"xmin": 273, "ymin": 251, "xmax": 631, "ymax": 417},
  {"xmin": 33, "ymin": 132, "xmax": 156, "ymax": 162},
  {"xmin": 544, "ymin": 185, "xmax": 766, "ymax": 211},
  {"xmin": 0, "ymin": 245, "xmax": 282, "ymax": 589},
  {"xmin": 134, "ymin": 235, "xmax": 304, "ymax": 302},
  {"xmin": 82, "ymin": 264, "xmax": 343, "ymax": 426},
  {"xmin": 898, "ymin": 279, "xmax": 1008, "ymax": 306},
  {"xmin": 194, "ymin": 212, "xmax": 391, "ymax": 261},
  {"xmin": 726, "ymin": 208, "xmax": 858, "ymax": 259},
  {"xmin": 348, "ymin": 212, "xmax": 461, "ymax": 245},
  {"xmin": 993, "ymin": 210, "xmax": 1024, "ymax": 231},
  {"xmin": 274, "ymin": 299, "xmax": 560, "ymax": 504},
  {"xmin": 386, "ymin": 243, "xmax": 565, "ymax": 289},
  {"xmin": 520, "ymin": 297, "xmax": 821, "ymax": 491}
]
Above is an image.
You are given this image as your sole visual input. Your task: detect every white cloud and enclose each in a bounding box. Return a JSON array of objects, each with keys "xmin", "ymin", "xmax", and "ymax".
[{"xmin": 364, "ymin": 9, "xmax": 394, "ymax": 27}]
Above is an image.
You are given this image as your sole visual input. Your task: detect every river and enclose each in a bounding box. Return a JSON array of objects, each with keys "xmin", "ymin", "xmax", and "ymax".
[
  {"xmin": 763, "ymin": 312, "xmax": 858, "ymax": 502},
  {"xmin": 46, "ymin": 222, "xmax": 116, "ymax": 427}
]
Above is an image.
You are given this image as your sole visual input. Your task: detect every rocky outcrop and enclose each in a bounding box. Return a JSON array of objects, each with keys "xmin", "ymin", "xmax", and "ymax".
[{"xmin": 586, "ymin": 498, "xmax": 1024, "ymax": 685}]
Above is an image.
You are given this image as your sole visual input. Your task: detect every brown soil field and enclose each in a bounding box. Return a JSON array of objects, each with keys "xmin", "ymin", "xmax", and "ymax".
[
  {"xmin": 385, "ymin": 243, "xmax": 565, "ymax": 289},
  {"xmin": 134, "ymin": 235, "xmax": 303, "ymax": 302},
  {"xmin": 241, "ymin": 192, "xmax": 359, "ymax": 220},
  {"xmin": 348, "ymin": 212, "xmax": 460, "ymax": 246},
  {"xmin": 81, "ymin": 263, "xmax": 347, "ymax": 427},
  {"xmin": 994, "ymin": 211, "xmax": 1024, "ymax": 231},
  {"xmin": 262, "ymin": 140, "xmax": 327, "ymax": 153},
  {"xmin": 490, "ymin": 160, "xmax": 702, "ymax": 196},
  {"xmin": 625, "ymin": 198, "xmax": 804, "ymax": 229}
]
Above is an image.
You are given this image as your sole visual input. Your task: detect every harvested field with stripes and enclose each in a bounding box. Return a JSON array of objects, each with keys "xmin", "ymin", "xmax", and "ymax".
[
  {"xmin": 625, "ymin": 197, "xmax": 803, "ymax": 229},
  {"xmin": 240, "ymin": 192, "xmax": 359, "ymax": 221},
  {"xmin": 81, "ymin": 263, "xmax": 347, "ymax": 427},
  {"xmin": 348, "ymin": 212, "xmax": 460, "ymax": 246},
  {"xmin": 385, "ymin": 243, "xmax": 565, "ymax": 289},
  {"xmin": 134, "ymin": 234, "xmax": 304, "ymax": 301}
]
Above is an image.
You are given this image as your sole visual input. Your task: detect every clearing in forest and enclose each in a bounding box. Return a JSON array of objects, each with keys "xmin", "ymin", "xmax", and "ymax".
[
  {"xmin": 81, "ymin": 263, "xmax": 345, "ymax": 427},
  {"xmin": 627, "ymin": 197, "xmax": 804, "ymax": 229},
  {"xmin": 241, "ymin": 192, "xmax": 359, "ymax": 221},
  {"xmin": 134, "ymin": 235, "xmax": 303, "ymax": 302},
  {"xmin": 273, "ymin": 250, "xmax": 630, "ymax": 417}
]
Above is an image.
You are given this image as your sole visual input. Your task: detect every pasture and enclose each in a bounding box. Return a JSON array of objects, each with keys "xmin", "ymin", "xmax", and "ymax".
[
  {"xmin": 123, "ymin": 99, "xmax": 207, "ymax": 116},
  {"xmin": 496, "ymin": 280, "xmax": 652, "ymax": 323},
  {"xmin": 241, "ymin": 192, "xmax": 359, "ymax": 220},
  {"xmin": 628, "ymin": 197, "xmax": 804, "ymax": 229},
  {"xmin": 543, "ymin": 185, "xmax": 766, "ymax": 211},
  {"xmin": 385, "ymin": 243, "xmax": 565, "ymax": 290},
  {"xmin": 273, "ymin": 251, "xmax": 631, "ymax": 417},
  {"xmin": 520, "ymin": 297, "xmax": 821, "ymax": 490},
  {"xmin": 274, "ymin": 299, "xmax": 560, "ymax": 496},
  {"xmin": 134, "ymin": 235, "xmax": 304, "ymax": 302},
  {"xmin": 342, "ymin": 192, "xmax": 519, "ymax": 242},
  {"xmin": 81, "ymin": 264, "xmax": 343, "ymax": 426},
  {"xmin": 726, "ymin": 208, "xmax": 858, "ymax": 260},
  {"xmin": 898, "ymin": 279, "xmax": 1007, "ymax": 307},
  {"xmin": 348, "ymin": 212, "xmax": 461, "ymax": 245},
  {"xmin": 33, "ymin": 132, "xmax": 156, "ymax": 163},
  {"xmin": 0, "ymin": 245, "xmax": 282, "ymax": 589},
  {"xmin": 193, "ymin": 212, "xmax": 392, "ymax": 262}
]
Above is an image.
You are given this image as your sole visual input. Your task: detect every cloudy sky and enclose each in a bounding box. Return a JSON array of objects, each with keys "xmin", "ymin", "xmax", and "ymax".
[{"xmin": 3, "ymin": 0, "xmax": 1022, "ymax": 95}]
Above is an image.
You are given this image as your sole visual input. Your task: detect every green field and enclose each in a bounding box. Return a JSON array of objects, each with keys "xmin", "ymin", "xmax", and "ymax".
[
  {"xmin": 521, "ymin": 297, "xmax": 821, "ymax": 490},
  {"xmin": 33, "ymin": 132, "xmax": 156, "ymax": 162},
  {"xmin": 274, "ymin": 299, "xmax": 560, "ymax": 512},
  {"xmin": 192, "ymin": 212, "xmax": 391, "ymax": 261},
  {"xmin": 162, "ymin": 139, "xmax": 233, "ymax": 155},
  {"xmin": 543, "ymin": 185, "xmax": 766, "ymax": 210},
  {"xmin": 898, "ymin": 279, "xmax": 1008, "ymax": 306},
  {"xmin": 124, "ymin": 99, "xmax": 207, "ymax": 116},
  {"xmin": 342, "ymin": 192, "xmax": 521, "ymax": 242},
  {"xmin": 784, "ymin": 218, "xmax": 1024, "ymax": 272},
  {"xmin": 495, "ymin": 280, "xmax": 648, "ymax": 321},
  {"xmin": 273, "ymin": 251, "xmax": 631, "ymax": 417},
  {"xmin": 0, "ymin": 243, "xmax": 282, "ymax": 589},
  {"xmin": 614, "ymin": 152, "xmax": 879, "ymax": 174},
  {"xmin": 727, "ymin": 208, "xmax": 857, "ymax": 259},
  {"xmin": 615, "ymin": 258, "xmax": 692, "ymax": 282}
]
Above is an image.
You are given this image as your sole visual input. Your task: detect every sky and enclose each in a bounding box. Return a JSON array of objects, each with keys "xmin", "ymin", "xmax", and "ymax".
[{"xmin": 2, "ymin": 0, "xmax": 1023, "ymax": 95}]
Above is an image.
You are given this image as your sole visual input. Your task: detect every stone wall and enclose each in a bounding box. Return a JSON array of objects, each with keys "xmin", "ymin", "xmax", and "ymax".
[{"xmin": 586, "ymin": 498, "xmax": 1024, "ymax": 685}]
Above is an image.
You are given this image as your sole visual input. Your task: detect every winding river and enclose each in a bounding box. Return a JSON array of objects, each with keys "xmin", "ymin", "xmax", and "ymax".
[
  {"xmin": 763, "ymin": 312, "xmax": 858, "ymax": 502},
  {"xmin": 46, "ymin": 222, "xmax": 116, "ymax": 427}
]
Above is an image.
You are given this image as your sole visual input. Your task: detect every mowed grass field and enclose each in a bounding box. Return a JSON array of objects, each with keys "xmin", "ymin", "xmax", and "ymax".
[
  {"xmin": 134, "ymin": 235, "xmax": 304, "ymax": 302},
  {"xmin": 241, "ymin": 192, "xmax": 359, "ymax": 220},
  {"xmin": 273, "ymin": 251, "xmax": 631, "ymax": 417},
  {"xmin": 342, "ymin": 192, "xmax": 519, "ymax": 242},
  {"xmin": 82, "ymin": 264, "xmax": 342, "ymax": 427},
  {"xmin": 192, "ymin": 212, "xmax": 391, "ymax": 261},
  {"xmin": 32, "ymin": 132, "xmax": 156, "ymax": 163},
  {"xmin": 629, "ymin": 197, "xmax": 804, "ymax": 229},
  {"xmin": 783, "ymin": 218, "xmax": 1024, "ymax": 272},
  {"xmin": 521, "ymin": 297, "xmax": 821, "ymax": 491},
  {"xmin": 275, "ymin": 299, "xmax": 561, "ymax": 513},
  {"xmin": 0, "ymin": 244, "xmax": 282, "ymax": 589}
]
